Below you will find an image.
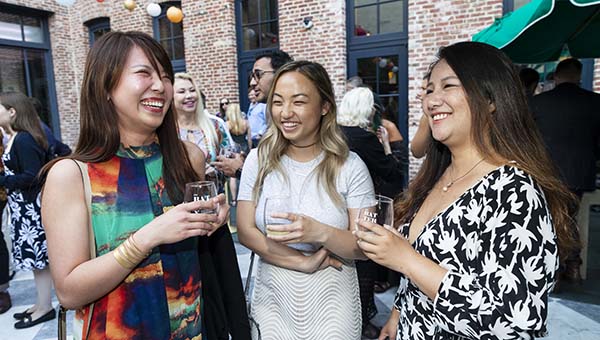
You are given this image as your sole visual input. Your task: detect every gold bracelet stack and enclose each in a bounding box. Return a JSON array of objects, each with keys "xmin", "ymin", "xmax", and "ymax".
[{"xmin": 113, "ymin": 234, "xmax": 150, "ymax": 270}]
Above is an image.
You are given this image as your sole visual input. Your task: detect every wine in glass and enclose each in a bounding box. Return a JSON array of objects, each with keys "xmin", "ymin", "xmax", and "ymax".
[
  {"xmin": 184, "ymin": 181, "xmax": 219, "ymax": 214},
  {"xmin": 263, "ymin": 196, "xmax": 294, "ymax": 237},
  {"xmin": 356, "ymin": 194, "xmax": 394, "ymax": 232}
]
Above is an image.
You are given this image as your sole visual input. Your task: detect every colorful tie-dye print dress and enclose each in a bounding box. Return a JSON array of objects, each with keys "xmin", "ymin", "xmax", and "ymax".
[{"xmin": 75, "ymin": 143, "xmax": 203, "ymax": 340}]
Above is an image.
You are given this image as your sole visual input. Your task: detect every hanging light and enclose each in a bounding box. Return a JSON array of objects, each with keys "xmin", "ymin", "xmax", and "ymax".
[
  {"xmin": 146, "ymin": 3, "xmax": 162, "ymax": 17},
  {"xmin": 166, "ymin": 6, "xmax": 184, "ymax": 23},
  {"xmin": 123, "ymin": 0, "xmax": 136, "ymax": 11}
]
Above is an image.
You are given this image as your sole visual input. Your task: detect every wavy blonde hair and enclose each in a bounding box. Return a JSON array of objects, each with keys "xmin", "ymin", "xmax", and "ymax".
[
  {"xmin": 174, "ymin": 73, "xmax": 218, "ymax": 153},
  {"xmin": 252, "ymin": 61, "xmax": 349, "ymax": 207},
  {"xmin": 225, "ymin": 103, "xmax": 245, "ymax": 135}
]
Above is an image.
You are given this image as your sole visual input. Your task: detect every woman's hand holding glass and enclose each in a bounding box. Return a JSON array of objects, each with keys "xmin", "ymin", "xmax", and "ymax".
[
  {"xmin": 355, "ymin": 194, "xmax": 394, "ymax": 233},
  {"xmin": 354, "ymin": 218, "xmax": 416, "ymax": 274},
  {"xmin": 135, "ymin": 194, "xmax": 228, "ymax": 253},
  {"xmin": 266, "ymin": 212, "xmax": 326, "ymax": 244},
  {"xmin": 184, "ymin": 181, "xmax": 229, "ymax": 230}
]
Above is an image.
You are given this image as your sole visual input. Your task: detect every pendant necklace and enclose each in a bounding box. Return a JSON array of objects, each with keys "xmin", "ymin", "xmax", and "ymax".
[{"xmin": 442, "ymin": 158, "xmax": 486, "ymax": 192}]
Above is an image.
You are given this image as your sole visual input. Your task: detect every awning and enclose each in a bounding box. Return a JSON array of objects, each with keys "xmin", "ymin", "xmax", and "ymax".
[{"xmin": 472, "ymin": 0, "xmax": 600, "ymax": 63}]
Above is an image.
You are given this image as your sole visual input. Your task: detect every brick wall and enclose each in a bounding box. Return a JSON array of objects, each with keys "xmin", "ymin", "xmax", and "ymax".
[
  {"xmin": 406, "ymin": 0, "xmax": 503, "ymax": 177},
  {"xmin": 182, "ymin": 0, "xmax": 239, "ymax": 114},
  {"xmin": 279, "ymin": 0, "xmax": 347, "ymax": 103},
  {"xmin": 3, "ymin": 0, "xmax": 597, "ymax": 159}
]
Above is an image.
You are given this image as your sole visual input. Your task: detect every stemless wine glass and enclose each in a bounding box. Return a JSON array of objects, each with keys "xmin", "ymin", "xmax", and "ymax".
[
  {"xmin": 263, "ymin": 195, "xmax": 294, "ymax": 237},
  {"xmin": 219, "ymin": 143, "xmax": 242, "ymax": 159},
  {"xmin": 184, "ymin": 181, "xmax": 219, "ymax": 214},
  {"xmin": 356, "ymin": 194, "xmax": 394, "ymax": 232}
]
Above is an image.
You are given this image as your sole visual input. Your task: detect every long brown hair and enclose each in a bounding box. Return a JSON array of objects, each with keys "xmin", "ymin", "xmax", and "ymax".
[
  {"xmin": 43, "ymin": 31, "xmax": 197, "ymax": 203},
  {"xmin": 396, "ymin": 42, "xmax": 577, "ymax": 259},
  {"xmin": 0, "ymin": 92, "xmax": 48, "ymax": 151},
  {"xmin": 252, "ymin": 61, "xmax": 349, "ymax": 207}
]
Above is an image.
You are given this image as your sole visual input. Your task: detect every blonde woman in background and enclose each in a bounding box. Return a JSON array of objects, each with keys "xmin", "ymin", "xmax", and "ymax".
[{"xmin": 174, "ymin": 73, "xmax": 231, "ymax": 184}]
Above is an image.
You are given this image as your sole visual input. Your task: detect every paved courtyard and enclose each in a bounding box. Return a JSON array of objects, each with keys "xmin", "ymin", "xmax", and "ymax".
[{"xmin": 1, "ymin": 238, "xmax": 599, "ymax": 340}]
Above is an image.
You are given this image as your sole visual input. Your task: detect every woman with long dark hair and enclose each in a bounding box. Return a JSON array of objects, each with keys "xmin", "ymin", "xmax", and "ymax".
[
  {"xmin": 0, "ymin": 91, "xmax": 54, "ymax": 329},
  {"xmin": 356, "ymin": 42, "xmax": 576, "ymax": 340},
  {"xmin": 41, "ymin": 31, "xmax": 228, "ymax": 339}
]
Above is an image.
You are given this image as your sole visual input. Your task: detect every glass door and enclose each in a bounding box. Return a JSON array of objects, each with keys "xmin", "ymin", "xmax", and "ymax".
[
  {"xmin": 348, "ymin": 46, "xmax": 407, "ymax": 141},
  {"xmin": 348, "ymin": 45, "xmax": 408, "ymax": 187}
]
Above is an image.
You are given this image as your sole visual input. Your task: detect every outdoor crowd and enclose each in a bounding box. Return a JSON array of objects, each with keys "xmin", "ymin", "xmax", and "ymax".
[{"xmin": 0, "ymin": 29, "xmax": 598, "ymax": 340}]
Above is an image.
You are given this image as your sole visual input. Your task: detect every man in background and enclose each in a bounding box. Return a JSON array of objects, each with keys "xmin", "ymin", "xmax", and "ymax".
[
  {"xmin": 531, "ymin": 58, "xmax": 600, "ymax": 283},
  {"xmin": 213, "ymin": 50, "xmax": 293, "ymax": 178}
]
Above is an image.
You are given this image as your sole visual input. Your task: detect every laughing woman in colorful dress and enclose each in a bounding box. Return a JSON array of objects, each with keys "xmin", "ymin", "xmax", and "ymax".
[
  {"xmin": 0, "ymin": 92, "xmax": 54, "ymax": 329},
  {"xmin": 355, "ymin": 42, "xmax": 577, "ymax": 340},
  {"xmin": 41, "ymin": 31, "xmax": 228, "ymax": 339}
]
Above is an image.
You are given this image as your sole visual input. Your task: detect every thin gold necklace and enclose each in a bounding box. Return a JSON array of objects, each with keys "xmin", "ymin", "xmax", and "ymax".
[{"xmin": 442, "ymin": 158, "xmax": 485, "ymax": 192}]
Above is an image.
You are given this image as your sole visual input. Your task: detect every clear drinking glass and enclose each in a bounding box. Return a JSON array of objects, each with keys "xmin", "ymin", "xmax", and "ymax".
[
  {"xmin": 263, "ymin": 195, "xmax": 294, "ymax": 237},
  {"xmin": 219, "ymin": 143, "xmax": 242, "ymax": 159},
  {"xmin": 356, "ymin": 194, "xmax": 394, "ymax": 232},
  {"xmin": 184, "ymin": 181, "xmax": 219, "ymax": 214}
]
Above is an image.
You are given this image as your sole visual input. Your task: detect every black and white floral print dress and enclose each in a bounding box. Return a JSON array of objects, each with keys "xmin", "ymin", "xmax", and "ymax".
[
  {"xmin": 0, "ymin": 132, "xmax": 48, "ymax": 271},
  {"xmin": 394, "ymin": 165, "xmax": 558, "ymax": 340}
]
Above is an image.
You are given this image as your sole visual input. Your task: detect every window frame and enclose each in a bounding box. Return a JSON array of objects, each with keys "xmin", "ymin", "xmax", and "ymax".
[
  {"xmin": 239, "ymin": 0, "xmax": 279, "ymax": 52},
  {"xmin": 0, "ymin": 3, "xmax": 61, "ymax": 137},
  {"xmin": 152, "ymin": 1, "xmax": 186, "ymax": 73},
  {"xmin": 85, "ymin": 17, "xmax": 110, "ymax": 46},
  {"xmin": 235, "ymin": 0, "xmax": 280, "ymax": 113},
  {"xmin": 347, "ymin": 0, "xmax": 407, "ymax": 46}
]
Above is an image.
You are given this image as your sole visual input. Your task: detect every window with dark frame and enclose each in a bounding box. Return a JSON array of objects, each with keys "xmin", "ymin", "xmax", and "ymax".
[
  {"xmin": 353, "ymin": 0, "xmax": 404, "ymax": 37},
  {"xmin": 153, "ymin": 1, "xmax": 185, "ymax": 72},
  {"xmin": 0, "ymin": 6, "xmax": 56, "ymax": 128},
  {"xmin": 241, "ymin": 0, "xmax": 279, "ymax": 51},
  {"xmin": 85, "ymin": 17, "xmax": 110, "ymax": 46}
]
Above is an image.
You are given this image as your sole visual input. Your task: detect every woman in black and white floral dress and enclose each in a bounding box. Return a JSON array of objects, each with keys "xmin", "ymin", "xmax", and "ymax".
[
  {"xmin": 0, "ymin": 92, "xmax": 55, "ymax": 329},
  {"xmin": 355, "ymin": 42, "xmax": 577, "ymax": 340}
]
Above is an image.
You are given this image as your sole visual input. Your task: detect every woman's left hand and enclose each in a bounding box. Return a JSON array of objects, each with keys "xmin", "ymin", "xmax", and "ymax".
[
  {"xmin": 266, "ymin": 213, "xmax": 324, "ymax": 244},
  {"xmin": 354, "ymin": 219, "xmax": 416, "ymax": 273}
]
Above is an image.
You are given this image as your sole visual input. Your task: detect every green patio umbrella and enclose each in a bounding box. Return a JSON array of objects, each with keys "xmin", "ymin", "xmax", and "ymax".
[{"xmin": 473, "ymin": 0, "xmax": 600, "ymax": 63}]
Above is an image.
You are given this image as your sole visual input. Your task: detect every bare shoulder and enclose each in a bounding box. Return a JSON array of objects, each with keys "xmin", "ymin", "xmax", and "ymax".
[
  {"xmin": 45, "ymin": 159, "xmax": 84, "ymax": 186},
  {"xmin": 42, "ymin": 159, "xmax": 86, "ymax": 210},
  {"xmin": 183, "ymin": 141, "xmax": 205, "ymax": 163}
]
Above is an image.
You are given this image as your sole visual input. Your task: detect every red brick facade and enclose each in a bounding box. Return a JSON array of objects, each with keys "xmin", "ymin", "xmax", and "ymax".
[
  {"xmin": 2, "ymin": 0, "xmax": 599, "ymax": 178},
  {"xmin": 406, "ymin": 0, "xmax": 504, "ymax": 176}
]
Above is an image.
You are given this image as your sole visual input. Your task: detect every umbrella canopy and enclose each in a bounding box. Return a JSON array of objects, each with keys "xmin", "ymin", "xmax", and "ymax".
[{"xmin": 473, "ymin": 0, "xmax": 600, "ymax": 63}]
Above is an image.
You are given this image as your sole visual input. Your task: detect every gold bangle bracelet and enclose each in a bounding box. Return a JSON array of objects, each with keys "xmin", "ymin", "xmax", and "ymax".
[
  {"xmin": 128, "ymin": 234, "xmax": 150, "ymax": 257},
  {"xmin": 113, "ymin": 234, "xmax": 150, "ymax": 270},
  {"xmin": 122, "ymin": 239, "xmax": 144, "ymax": 264},
  {"xmin": 119, "ymin": 240, "xmax": 137, "ymax": 264},
  {"xmin": 113, "ymin": 246, "xmax": 135, "ymax": 269},
  {"xmin": 117, "ymin": 244, "xmax": 137, "ymax": 268}
]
